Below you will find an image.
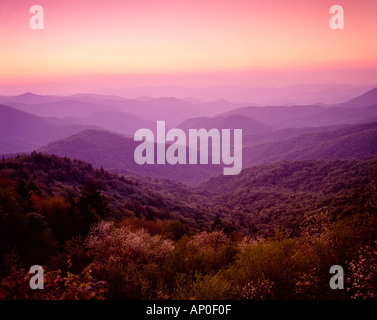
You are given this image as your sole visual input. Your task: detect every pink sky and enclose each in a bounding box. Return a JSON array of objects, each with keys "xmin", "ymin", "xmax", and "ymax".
[{"xmin": 0, "ymin": 0, "xmax": 376, "ymax": 94}]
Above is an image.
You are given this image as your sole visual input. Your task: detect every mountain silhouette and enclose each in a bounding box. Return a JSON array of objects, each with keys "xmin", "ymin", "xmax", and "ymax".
[
  {"xmin": 338, "ymin": 87, "xmax": 377, "ymax": 108},
  {"xmin": 178, "ymin": 114, "xmax": 271, "ymax": 135},
  {"xmin": 0, "ymin": 104, "xmax": 98, "ymax": 153},
  {"xmin": 38, "ymin": 129, "xmax": 221, "ymax": 184}
]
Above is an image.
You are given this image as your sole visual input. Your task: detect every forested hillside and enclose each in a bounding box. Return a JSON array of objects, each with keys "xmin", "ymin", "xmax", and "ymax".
[
  {"xmin": 38, "ymin": 130, "xmax": 222, "ymax": 184},
  {"xmin": 198, "ymin": 159, "xmax": 377, "ymax": 233},
  {"xmin": 0, "ymin": 153, "xmax": 215, "ymax": 234},
  {"xmin": 243, "ymin": 122, "xmax": 377, "ymax": 166},
  {"xmin": 1, "ymin": 153, "xmax": 377, "ymax": 300}
]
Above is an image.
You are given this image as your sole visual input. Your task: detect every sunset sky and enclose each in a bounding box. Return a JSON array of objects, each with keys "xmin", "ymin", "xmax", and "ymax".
[{"xmin": 0, "ymin": 0, "xmax": 376, "ymax": 94}]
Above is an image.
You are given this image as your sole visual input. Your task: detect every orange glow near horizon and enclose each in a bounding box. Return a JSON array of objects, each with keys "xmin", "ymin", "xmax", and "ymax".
[{"xmin": 0, "ymin": 0, "xmax": 376, "ymax": 93}]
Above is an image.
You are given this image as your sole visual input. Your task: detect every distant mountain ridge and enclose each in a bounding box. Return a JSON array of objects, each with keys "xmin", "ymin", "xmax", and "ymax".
[
  {"xmin": 105, "ymin": 83, "xmax": 374, "ymax": 104},
  {"xmin": 220, "ymin": 105, "xmax": 326, "ymax": 128},
  {"xmin": 0, "ymin": 104, "xmax": 98, "ymax": 154},
  {"xmin": 221, "ymin": 87, "xmax": 377, "ymax": 128},
  {"xmin": 2, "ymin": 86, "xmax": 377, "ymax": 163},
  {"xmin": 6, "ymin": 100, "xmax": 120, "ymax": 118},
  {"xmin": 2, "ymin": 85, "xmax": 376, "ymax": 128},
  {"xmin": 242, "ymin": 121, "xmax": 377, "ymax": 167},
  {"xmin": 37, "ymin": 120, "xmax": 377, "ymax": 184},
  {"xmin": 178, "ymin": 114, "xmax": 271, "ymax": 135},
  {"xmin": 336, "ymin": 87, "xmax": 377, "ymax": 108},
  {"xmin": 38, "ymin": 129, "xmax": 222, "ymax": 184},
  {"xmin": 85, "ymin": 111, "xmax": 156, "ymax": 137}
]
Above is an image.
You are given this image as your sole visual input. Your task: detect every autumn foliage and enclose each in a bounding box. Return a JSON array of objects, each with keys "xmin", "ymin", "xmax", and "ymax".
[{"xmin": 1, "ymin": 153, "xmax": 377, "ymax": 300}]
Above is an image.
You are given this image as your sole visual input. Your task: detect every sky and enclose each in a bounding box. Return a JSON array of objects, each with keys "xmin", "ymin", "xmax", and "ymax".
[{"xmin": 0, "ymin": 0, "xmax": 376, "ymax": 95}]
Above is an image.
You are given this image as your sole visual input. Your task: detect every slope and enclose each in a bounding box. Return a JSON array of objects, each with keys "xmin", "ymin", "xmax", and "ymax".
[
  {"xmin": 38, "ymin": 129, "xmax": 222, "ymax": 184},
  {"xmin": 197, "ymin": 159, "xmax": 377, "ymax": 234},
  {"xmin": 178, "ymin": 114, "xmax": 271, "ymax": 135},
  {"xmin": 243, "ymin": 121, "xmax": 377, "ymax": 166},
  {"xmin": 0, "ymin": 153, "xmax": 211, "ymax": 230},
  {"xmin": 0, "ymin": 104, "xmax": 98, "ymax": 154}
]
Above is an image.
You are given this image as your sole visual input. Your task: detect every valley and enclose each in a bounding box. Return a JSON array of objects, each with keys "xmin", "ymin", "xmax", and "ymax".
[{"xmin": 1, "ymin": 86, "xmax": 377, "ymax": 300}]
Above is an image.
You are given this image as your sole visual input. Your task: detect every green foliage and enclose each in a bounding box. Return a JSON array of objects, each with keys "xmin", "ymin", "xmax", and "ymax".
[
  {"xmin": 198, "ymin": 159, "xmax": 377, "ymax": 234},
  {"xmin": 1, "ymin": 153, "xmax": 377, "ymax": 300},
  {"xmin": 173, "ymin": 271, "xmax": 236, "ymax": 300},
  {"xmin": 160, "ymin": 220, "xmax": 190, "ymax": 241},
  {"xmin": 0, "ymin": 153, "xmax": 213, "ymax": 229},
  {"xmin": 0, "ymin": 266, "xmax": 107, "ymax": 300}
]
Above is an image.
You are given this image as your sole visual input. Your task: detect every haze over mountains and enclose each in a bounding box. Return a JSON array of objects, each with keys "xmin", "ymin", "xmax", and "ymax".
[
  {"xmin": 1, "ymin": 86, "xmax": 377, "ymax": 185},
  {"xmin": 37, "ymin": 129, "xmax": 222, "ymax": 184},
  {"xmin": 0, "ymin": 104, "xmax": 98, "ymax": 154},
  {"xmin": 178, "ymin": 114, "xmax": 271, "ymax": 136},
  {"xmin": 221, "ymin": 88, "xmax": 377, "ymax": 128},
  {"xmin": 95, "ymin": 83, "xmax": 374, "ymax": 105},
  {"xmin": 2, "ymin": 84, "xmax": 377, "ymax": 301}
]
